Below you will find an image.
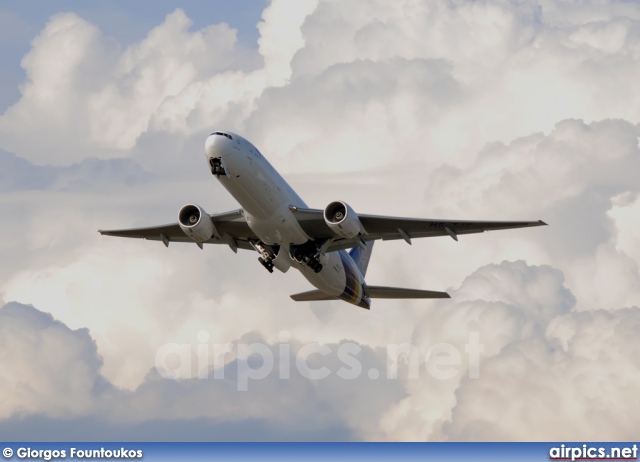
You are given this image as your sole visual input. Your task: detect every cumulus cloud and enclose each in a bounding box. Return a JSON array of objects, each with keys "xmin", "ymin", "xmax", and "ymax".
[
  {"xmin": 6, "ymin": 0, "xmax": 640, "ymax": 171},
  {"xmin": 0, "ymin": 2, "xmax": 317, "ymax": 166},
  {"xmin": 0, "ymin": 302, "xmax": 402, "ymax": 441},
  {"xmin": 0, "ymin": 10, "xmax": 243, "ymax": 164},
  {"xmin": 378, "ymin": 261, "xmax": 640, "ymax": 441},
  {"xmin": 0, "ymin": 149, "xmax": 153, "ymax": 192},
  {"xmin": 2, "ymin": 259, "xmax": 638, "ymax": 441},
  {"xmin": 0, "ymin": 302, "xmax": 110, "ymax": 418},
  {"xmin": 244, "ymin": 0, "xmax": 640, "ymax": 171},
  {"xmin": 421, "ymin": 118, "xmax": 640, "ymax": 310},
  {"xmin": 446, "ymin": 307, "xmax": 640, "ymax": 441},
  {"xmin": 246, "ymin": 58, "xmax": 462, "ymax": 173}
]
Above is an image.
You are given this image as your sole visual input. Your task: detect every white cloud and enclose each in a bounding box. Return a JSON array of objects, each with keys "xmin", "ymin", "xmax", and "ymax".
[
  {"xmin": 0, "ymin": 2, "xmax": 319, "ymax": 166},
  {"xmin": 244, "ymin": 0, "xmax": 640, "ymax": 169},
  {"xmin": 0, "ymin": 302, "xmax": 108, "ymax": 418},
  {"xmin": 539, "ymin": 0, "xmax": 640, "ymax": 27},
  {"xmin": 446, "ymin": 306, "xmax": 640, "ymax": 440},
  {"xmin": 257, "ymin": 0, "xmax": 319, "ymax": 84},
  {"xmin": 3, "ymin": 258, "xmax": 638, "ymax": 441},
  {"xmin": 0, "ymin": 302, "xmax": 402, "ymax": 441},
  {"xmin": 5, "ymin": 0, "xmax": 640, "ymax": 171},
  {"xmin": 609, "ymin": 191, "xmax": 640, "ymax": 261},
  {"xmin": 378, "ymin": 261, "xmax": 640, "ymax": 441},
  {"xmin": 421, "ymin": 118, "xmax": 640, "ymax": 310},
  {"xmin": 0, "ymin": 10, "xmax": 243, "ymax": 164},
  {"xmin": 245, "ymin": 58, "xmax": 462, "ymax": 173}
]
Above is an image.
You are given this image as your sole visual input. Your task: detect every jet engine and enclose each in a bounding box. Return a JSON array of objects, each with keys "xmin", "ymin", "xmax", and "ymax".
[
  {"xmin": 323, "ymin": 200, "xmax": 365, "ymax": 239},
  {"xmin": 178, "ymin": 204, "xmax": 215, "ymax": 242}
]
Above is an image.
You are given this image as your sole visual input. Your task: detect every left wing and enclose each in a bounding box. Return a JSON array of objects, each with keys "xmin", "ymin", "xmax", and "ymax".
[
  {"xmin": 99, "ymin": 209, "xmax": 257, "ymax": 251},
  {"xmin": 290, "ymin": 207, "xmax": 547, "ymax": 252}
]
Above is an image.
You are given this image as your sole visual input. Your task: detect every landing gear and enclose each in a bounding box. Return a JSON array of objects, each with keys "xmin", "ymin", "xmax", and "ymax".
[
  {"xmin": 258, "ymin": 256, "xmax": 274, "ymax": 273},
  {"xmin": 251, "ymin": 241, "xmax": 276, "ymax": 274},
  {"xmin": 209, "ymin": 157, "xmax": 226, "ymax": 176},
  {"xmin": 290, "ymin": 240, "xmax": 324, "ymax": 273},
  {"xmin": 252, "ymin": 239, "xmax": 324, "ymax": 274},
  {"xmin": 307, "ymin": 257, "xmax": 323, "ymax": 273}
]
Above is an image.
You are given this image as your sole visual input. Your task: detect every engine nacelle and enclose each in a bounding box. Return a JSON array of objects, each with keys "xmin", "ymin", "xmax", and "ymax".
[
  {"xmin": 178, "ymin": 204, "xmax": 215, "ymax": 242},
  {"xmin": 323, "ymin": 201, "xmax": 364, "ymax": 239}
]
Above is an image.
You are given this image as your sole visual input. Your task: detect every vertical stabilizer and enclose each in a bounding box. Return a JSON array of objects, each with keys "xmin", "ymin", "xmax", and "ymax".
[{"xmin": 349, "ymin": 241, "xmax": 374, "ymax": 277}]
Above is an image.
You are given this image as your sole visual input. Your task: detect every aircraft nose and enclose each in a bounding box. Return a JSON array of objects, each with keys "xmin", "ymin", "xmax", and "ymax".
[
  {"xmin": 204, "ymin": 134, "xmax": 218, "ymax": 160},
  {"xmin": 204, "ymin": 131, "xmax": 234, "ymax": 159}
]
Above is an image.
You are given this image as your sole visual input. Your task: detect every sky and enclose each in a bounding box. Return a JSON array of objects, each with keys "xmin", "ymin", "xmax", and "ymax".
[{"xmin": 0, "ymin": 0, "xmax": 639, "ymax": 442}]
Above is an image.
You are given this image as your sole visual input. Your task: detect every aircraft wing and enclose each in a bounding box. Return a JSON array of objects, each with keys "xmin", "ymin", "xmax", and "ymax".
[
  {"xmin": 290, "ymin": 206, "xmax": 547, "ymax": 252},
  {"xmin": 99, "ymin": 209, "xmax": 257, "ymax": 251}
]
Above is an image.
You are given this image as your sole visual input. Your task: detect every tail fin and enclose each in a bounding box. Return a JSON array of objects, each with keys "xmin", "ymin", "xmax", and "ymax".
[{"xmin": 349, "ymin": 241, "xmax": 374, "ymax": 277}]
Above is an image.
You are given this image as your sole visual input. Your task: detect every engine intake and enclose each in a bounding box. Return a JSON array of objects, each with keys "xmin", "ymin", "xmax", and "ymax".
[
  {"xmin": 323, "ymin": 201, "xmax": 364, "ymax": 239},
  {"xmin": 178, "ymin": 204, "xmax": 215, "ymax": 242}
]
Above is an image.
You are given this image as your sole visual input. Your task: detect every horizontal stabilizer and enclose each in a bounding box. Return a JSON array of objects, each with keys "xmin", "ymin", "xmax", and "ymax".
[
  {"xmin": 366, "ymin": 285, "xmax": 450, "ymax": 299},
  {"xmin": 290, "ymin": 286, "xmax": 450, "ymax": 302},
  {"xmin": 290, "ymin": 290, "xmax": 337, "ymax": 302}
]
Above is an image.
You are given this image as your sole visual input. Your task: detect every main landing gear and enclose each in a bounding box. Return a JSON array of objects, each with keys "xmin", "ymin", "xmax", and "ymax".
[
  {"xmin": 306, "ymin": 257, "xmax": 323, "ymax": 273},
  {"xmin": 251, "ymin": 241, "xmax": 275, "ymax": 273},
  {"xmin": 258, "ymin": 255, "xmax": 274, "ymax": 273},
  {"xmin": 291, "ymin": 241, "xmax": 324, "ymax": 274},
  {"xmin": 252, "ymin": 240, "xmax": 324, "ymax": 274}
]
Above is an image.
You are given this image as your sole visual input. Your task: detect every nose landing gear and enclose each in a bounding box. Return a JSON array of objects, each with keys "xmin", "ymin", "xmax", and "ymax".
[{"xmin": 209, "ymin": 157, "xmax": 227, "ymax": 176}]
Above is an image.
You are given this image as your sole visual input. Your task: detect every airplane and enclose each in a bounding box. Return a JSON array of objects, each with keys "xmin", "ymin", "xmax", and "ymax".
[{"xmin": 100, "ymin": 131, "xmax": 547, "ymax": 309}]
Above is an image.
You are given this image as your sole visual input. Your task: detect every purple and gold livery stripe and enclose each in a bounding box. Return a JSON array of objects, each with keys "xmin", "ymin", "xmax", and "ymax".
[{"xmin": 338, "ymin": 251, "xmax": 370, "ymax": 309}]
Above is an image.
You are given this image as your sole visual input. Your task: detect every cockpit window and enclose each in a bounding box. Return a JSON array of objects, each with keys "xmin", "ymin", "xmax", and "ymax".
[{"xmin": 210, "ymin": 131, "xmax": 233, "ymax": 140}]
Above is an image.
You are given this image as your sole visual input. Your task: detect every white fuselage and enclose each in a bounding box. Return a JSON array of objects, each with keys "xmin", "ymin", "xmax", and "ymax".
[{"xmin": 204, "ymin": 131, "xmax": 368, "ymax": 308}]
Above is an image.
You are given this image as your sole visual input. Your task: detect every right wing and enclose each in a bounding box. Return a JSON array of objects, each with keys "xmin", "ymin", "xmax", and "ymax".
[
  {"xmin": 290, "ymin": 207, "xmax": 547, "ymax": 252},
  {"xmin": 99, "ymin": 209, "xmax": 258, "ymax": 251}
]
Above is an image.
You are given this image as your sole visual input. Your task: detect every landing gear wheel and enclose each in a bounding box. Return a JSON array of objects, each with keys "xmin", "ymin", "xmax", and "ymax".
[
  {"xmin": 306, "ymin": 258, "xmax": 323, "ymax": 273},
  {"xmin": 290, "ymin": 240, "xmax": 325, "ymax": 273}
]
